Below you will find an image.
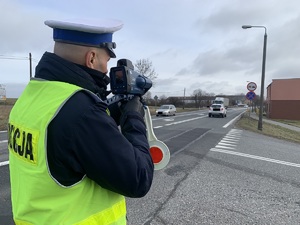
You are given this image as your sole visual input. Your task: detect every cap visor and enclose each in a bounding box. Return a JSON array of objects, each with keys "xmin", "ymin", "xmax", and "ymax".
[{"xmin": 108, "ymin": 48, "xmax": 116, "ymax": 58}]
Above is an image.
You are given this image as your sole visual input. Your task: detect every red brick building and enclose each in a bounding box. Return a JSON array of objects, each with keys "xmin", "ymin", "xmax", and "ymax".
[{"xmin": 266, "ymin": 78, "xmax": 300, "ymax": 120}]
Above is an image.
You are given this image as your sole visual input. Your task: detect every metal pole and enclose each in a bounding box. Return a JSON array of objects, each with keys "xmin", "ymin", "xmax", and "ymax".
[
  {"xmin": 242, "ymin": 25, "xmax": 267, "ymax": 131},
  {"xmin": 29, "ymin": 52, "xmax": 32, "ymax": 79},
  {"xmin": 258, "ymin": 32, "xmax": 267, "ymax": 131},
  {"xmin": 183, "ymin": 88, "xmax": 185, "ymax": 109}
]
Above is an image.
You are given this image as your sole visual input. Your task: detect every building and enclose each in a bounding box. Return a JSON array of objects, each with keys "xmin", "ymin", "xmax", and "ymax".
[{"xmin": 266, "ymin": 78, "xmax": 300, "ymax": 120}]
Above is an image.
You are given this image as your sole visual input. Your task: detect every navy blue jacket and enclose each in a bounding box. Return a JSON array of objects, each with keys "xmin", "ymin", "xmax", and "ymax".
[{"xmin": 35, "ymin": 52, "xmax": 154, "ymax": 197}]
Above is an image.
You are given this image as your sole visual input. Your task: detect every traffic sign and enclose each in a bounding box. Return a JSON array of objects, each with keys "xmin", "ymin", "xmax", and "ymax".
[
  {"xmin": 247, "ymin": 82, "xmax": 257, "ymax": 91},
  {"xmin": 246, "ymin": 91, "xmax": 256, "ymax": 100}
]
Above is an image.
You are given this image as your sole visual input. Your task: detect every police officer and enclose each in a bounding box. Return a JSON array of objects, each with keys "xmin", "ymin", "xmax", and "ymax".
[{"xmin": 8, "ymin": 18, "xmax": 154, "ymax": 225}]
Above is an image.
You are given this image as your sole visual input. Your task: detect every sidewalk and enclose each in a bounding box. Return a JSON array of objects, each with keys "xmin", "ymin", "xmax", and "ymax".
[{"xmin": 249, "ymin": 111, "xmax": 300, "ymax": 132}]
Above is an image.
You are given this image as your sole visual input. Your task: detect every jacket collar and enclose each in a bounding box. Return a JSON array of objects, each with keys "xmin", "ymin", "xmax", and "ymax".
[{"xmin": 35, "ymin": 52, "xmax": 110, "ymax": 99}]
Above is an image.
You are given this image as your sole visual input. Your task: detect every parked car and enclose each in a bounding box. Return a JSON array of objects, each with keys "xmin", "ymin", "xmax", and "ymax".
[
  {"xmin": 156, "ymin": 105, "xmax": 176, "ymax": 116},
  {"xmin": 208, "ymin": 104, "xmax": 227, "ymax": 118}
]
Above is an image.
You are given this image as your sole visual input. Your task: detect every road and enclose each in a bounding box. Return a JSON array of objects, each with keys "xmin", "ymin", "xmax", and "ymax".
[{"xmin": 1, "ymin": 108, "xmax": 300, "ymax": 224}]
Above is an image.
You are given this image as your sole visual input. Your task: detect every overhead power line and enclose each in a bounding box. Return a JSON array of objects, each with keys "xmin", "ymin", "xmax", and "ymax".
[
  {"xmin": 0, "ymin": 53, "xmax": 34, "ymax": 79},
  {"xmin": 0, "ymin": 55, "xmax": 29, "ymax": 60}
]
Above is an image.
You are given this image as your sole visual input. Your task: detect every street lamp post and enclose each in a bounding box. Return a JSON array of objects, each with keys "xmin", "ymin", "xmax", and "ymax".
[{"xmin": 242, "ymin": 25, "xmax": 267, "ymax": 131}]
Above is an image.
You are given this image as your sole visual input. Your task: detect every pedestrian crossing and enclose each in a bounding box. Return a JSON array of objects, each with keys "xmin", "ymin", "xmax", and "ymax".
[
  {"xmin": 210, "ymin": 128, "xmax": 300, "ymax": 168},
  {"xmin": 213, "ymin": 129, "xmax": 242, "ymax": 151}
]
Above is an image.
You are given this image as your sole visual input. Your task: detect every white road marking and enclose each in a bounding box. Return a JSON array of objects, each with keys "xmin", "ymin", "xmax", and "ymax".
[
  {"xmin": 0, "ymin": 140, "xmax": 8, "ymax": 144},
  {"xmin": 224, "ymin": 136, "xmax": 240, "ymax": 140},
  {"xmin": 215, "ymin": 145, "xmax": 236, "ymax": 150},
  {"xmin": 157, "ymin": 116, "xmax": 207, "ymax": 128},
  {"xmin": 222, "ymin": 140, "xmax": 239, "ymax": 146},
  {"xmin": 0, "ymin": 161, "xmax": 9, "ymax": 167},
  {"xmin": 226, "ymin": 133, "xmax": 242, "ymax": 137},
  {"xmin": 211, "ymin": 129, "xmax": 300, "ymax": 168},
  {"xmin": 210, "ymin": 148, "xmax": 300, "ymax": 168},
  {"xmin": 218, "ymin": 141, "xmax": 237, "ymax": 147},
  {"xmin": 213, "ymin": 128, "xmax": 241, "ymax": 150},
  {"xmin": 229, "ymin": 130, "xmax": 243, "ymax": 135},
  {"xmin": 164, "ymin": 118, "xmax": 175, "ymax": 121},
  {"xmin": 222, "ymin": 137, "xmax": 239, "ymax": 141},
  {"xmin": 223, "ymin": 111, "xmax": 245, "ymax": 128},
  {"xmin": 151, "ymin": 112, "xmax": 202, "ymax": 121}
]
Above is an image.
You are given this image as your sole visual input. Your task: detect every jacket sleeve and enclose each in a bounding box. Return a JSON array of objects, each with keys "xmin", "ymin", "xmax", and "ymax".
[{"xmin": 47, "ymin": 91, "xmax": 154, "ymax": 198}]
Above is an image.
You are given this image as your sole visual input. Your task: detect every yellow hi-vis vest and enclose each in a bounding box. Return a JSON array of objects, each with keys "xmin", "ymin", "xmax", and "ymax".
[{"xmin": 8, "ymin": 79, "xmax": 126, "ymax": 225}]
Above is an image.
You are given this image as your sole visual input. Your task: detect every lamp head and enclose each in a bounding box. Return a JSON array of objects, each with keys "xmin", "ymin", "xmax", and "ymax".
[{"xmin": 242, "ymin": 25, "xmax": 252, "ymax": 29}]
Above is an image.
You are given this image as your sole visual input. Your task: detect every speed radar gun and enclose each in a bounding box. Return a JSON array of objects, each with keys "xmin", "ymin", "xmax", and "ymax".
[{"xmin": 106, "ymin": 59, "xmax": 170, "ymax": 170}]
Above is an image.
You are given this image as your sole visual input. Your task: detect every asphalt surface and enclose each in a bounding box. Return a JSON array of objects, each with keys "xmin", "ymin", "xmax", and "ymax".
[
  {"xmin": 126, "ymin": 110, "xmax": 300, "ymax": 224},
  {"xmin": 1, "ymin": 109, "xmax": 300, "ymax": 224}
]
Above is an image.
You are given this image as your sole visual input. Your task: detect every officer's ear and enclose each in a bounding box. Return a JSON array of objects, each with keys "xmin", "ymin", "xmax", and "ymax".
[{"xmin": 85, "ymin": 50, "xmax": 97, "ymax": 69}]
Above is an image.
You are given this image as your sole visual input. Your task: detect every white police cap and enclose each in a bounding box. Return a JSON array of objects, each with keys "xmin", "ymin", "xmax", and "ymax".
[{"xmin": 45, "ymin": 19, "xmax": 123, "ymax": 58}]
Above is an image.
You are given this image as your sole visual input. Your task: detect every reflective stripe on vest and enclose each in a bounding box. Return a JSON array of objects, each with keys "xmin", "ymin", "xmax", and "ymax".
[{"xmin": 9, "ymin": 79, "xmax": 126, "ymax": 225}]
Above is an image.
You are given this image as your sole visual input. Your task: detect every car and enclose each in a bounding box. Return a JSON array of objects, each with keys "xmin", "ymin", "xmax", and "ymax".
[
  {"xmin": 208, "ymin": 104, "xmax": 227, "ymax": 118},
  {"xmin": 156, "ymin": 104, "xmax": 176, "ymax": 116}
]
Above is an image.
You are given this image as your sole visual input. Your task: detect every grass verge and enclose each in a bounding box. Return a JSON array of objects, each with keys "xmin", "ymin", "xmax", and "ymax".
[{"xmin": 235, "ymin": 114, "xmax": 300, "ymax": 144}]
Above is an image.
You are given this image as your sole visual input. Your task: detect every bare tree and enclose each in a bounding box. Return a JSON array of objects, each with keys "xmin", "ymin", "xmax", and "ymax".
[
  {"xmin": 192, "ymin": 89, "xmax": 206, "ymax": 107},
  {"xmin": 192, "ymin": 89, "xmax": 215, "ymax": 108},
  {"xmin": 158, "ymin": 95, "xmax": 167, "ymax": 105},
  {"xmin": 143, "ymin": 91, "xmax": 152, "ymax": 104},
  {"xmin": 135, "ymin": 59, "xmax": 158, "ymax": 86},
  {"xmin": 168, "ymin": 97, "xmax": 181, "ymax": 106}
]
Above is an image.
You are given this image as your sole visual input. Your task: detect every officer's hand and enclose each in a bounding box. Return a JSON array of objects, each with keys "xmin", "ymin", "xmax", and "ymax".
[{"xmin": 120, "ymin": 96, "xmax": 145, "ymax": 117}]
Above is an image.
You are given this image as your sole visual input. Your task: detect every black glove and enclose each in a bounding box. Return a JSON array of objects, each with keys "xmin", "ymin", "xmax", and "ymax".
[{"xmin": 119, "ymin": 96, "xmax": 145, "ymax": 117}]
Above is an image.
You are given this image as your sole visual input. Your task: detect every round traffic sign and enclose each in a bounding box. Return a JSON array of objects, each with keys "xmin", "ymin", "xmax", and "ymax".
[
  {"xmin": 247, "ymin": 82, "xmax": 257, "ymax": 91},
  {"xmin": 246, "ymin": 91, "xmax": 256, "ymax": 100}
]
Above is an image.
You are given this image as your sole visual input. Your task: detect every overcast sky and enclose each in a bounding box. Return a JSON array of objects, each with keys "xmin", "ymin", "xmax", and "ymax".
[{"xmin": 1, "ymin": 0, "xmax": 300, "ymax": 98}]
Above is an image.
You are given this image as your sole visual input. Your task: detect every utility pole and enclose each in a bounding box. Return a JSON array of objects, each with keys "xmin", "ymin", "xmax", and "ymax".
[
  {"xmin": 29, "ymin": 53, "xmax": 32, "ymax": 79},
  {"xmin": 183, "ymin": 88, "xmax": 186, "ymax": 109}
]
